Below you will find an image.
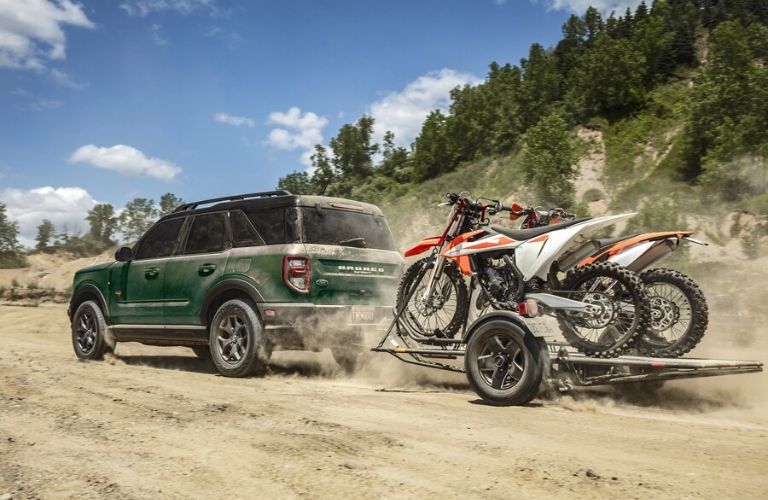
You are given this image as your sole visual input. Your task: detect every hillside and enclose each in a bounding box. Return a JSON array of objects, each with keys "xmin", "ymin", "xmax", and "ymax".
[{"xmin": 279, "ymin": 0, "xmax": 768, "ymax": 259}]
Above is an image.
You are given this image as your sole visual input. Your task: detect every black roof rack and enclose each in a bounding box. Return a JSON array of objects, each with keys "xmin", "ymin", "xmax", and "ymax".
[{"xmin": 172, "ymin": 190, "xmax": 293, "ymax": 213}]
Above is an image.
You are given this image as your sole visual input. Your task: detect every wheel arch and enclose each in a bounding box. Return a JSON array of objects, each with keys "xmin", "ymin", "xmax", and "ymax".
[
  {"xmin": 69, "ymin": 283, "xmax": 111, "ymax": 324},
  {"xmin": 200, "ymin": 279, "xmax": 265, "ymax": 326}
]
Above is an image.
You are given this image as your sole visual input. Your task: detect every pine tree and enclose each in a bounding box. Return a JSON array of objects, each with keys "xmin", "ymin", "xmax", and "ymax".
[{"xmin": 35, "ymin": 219, "xmax": 56, "ymax": 250}]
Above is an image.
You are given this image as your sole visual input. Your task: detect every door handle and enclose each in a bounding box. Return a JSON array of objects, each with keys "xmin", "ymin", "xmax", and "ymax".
[
  {"xmin": 144, "ymin": 267, "xmax": 159, "ymax": 279},
  {"xmin": 198, "ymin": 263, "xmax": 216, "ymax": 276}
]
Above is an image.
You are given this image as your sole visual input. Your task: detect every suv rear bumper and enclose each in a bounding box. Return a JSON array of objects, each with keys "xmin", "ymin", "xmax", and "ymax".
[
  {"xmin": 256, "ymin": 303, "xmax": 393, "ymax": 348},
  {"xmin": 257, "ymin": 303, "xmax": 392, "ymax": 327}
]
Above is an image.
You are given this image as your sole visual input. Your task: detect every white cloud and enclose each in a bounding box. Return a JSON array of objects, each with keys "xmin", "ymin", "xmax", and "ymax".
[
  {"xmin": 149, "ymin": 23, "xmax": 169, "ymax": 45},
  {"xmin": 266, "ymin": 107, "xmax": 328, "ymax": 167},
  {"xmin": 31, "ymin": 97, "xmax": 63, "ymax": 111},
  {"xmin": 120, "ymin": 0, "xmax": 219, "ymax": 16},
  {"xmin": 50, "ymin": 67, "xmax": 87, "ymax": 88},
  {"xmin": 368, "ymin": 68, "xmax": 481, "ymax": 147},
  {"xmin": 0, "ymin": 186, "xmax": 98, "ymax": 247},
  {"xmin": 214, "ymin": 112, "xmax": 254, "ymax": 127},
  {"xmin": 69, "ymin": 144, "xmax": 182, "ymax": 181},
  {"xmin": 533, "ymin": 0, "xmax": 645, "ymax": 14},
  {"xmin": 0, "ymin": 0, "xmax": 94, "ymax": 70}
]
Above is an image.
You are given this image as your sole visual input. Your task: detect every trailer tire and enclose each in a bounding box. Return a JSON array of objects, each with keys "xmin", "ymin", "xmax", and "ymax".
[{"xmin": 464, "ymin": 319, "xmax": 543, "ymax": 406}]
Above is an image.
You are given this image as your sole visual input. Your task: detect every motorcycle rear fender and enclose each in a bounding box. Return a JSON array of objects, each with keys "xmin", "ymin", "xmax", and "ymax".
[
  {"xmin": 404, "ymin": 237, "xmax": 441, "ymax": 257},
  {"xmin": 580, "ymin": 231, "xmax": 693, "ymax": 267}
]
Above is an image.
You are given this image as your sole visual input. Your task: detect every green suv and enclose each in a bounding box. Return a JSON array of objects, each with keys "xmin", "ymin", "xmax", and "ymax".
[{"xmin": 68, "ymin": 191, "xmax": 403, "ymax": 376}]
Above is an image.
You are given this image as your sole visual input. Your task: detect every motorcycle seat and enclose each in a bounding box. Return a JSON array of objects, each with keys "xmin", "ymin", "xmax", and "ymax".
[{"xmin": 492, "ymin": 217, "xmax": 591, "ymax": 241}]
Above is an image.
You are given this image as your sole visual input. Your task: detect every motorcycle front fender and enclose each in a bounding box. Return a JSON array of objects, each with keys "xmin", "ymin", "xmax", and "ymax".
[{"xmin": 404, "ymin": 237, "xmax": 441, "ymax": 257}]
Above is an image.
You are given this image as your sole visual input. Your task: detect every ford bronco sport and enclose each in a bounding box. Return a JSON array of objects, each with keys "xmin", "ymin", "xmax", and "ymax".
[{"xmin": 68, "ymin": 191, "xmax": 403, "ymax": 376}]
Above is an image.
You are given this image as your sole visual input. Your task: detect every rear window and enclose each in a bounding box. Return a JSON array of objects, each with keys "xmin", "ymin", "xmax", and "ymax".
[{"xmin": 301, "ymin": 207, "xmax": 396, "ymax": 251}]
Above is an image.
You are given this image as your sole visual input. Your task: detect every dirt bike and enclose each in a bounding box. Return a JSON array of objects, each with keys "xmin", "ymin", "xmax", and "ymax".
[
  {"xmin": 510, "ymin": 204, "xmax": 709, "ymax": 358},
  {"xmin": 397, "ymin": 192, "xmax": 651, "ymax": 361}
]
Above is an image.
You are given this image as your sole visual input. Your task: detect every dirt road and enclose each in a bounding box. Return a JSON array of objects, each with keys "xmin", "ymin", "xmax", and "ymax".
[{"xmin": 1, "ymin": 304, "xmax": 766, "ymax": 499}]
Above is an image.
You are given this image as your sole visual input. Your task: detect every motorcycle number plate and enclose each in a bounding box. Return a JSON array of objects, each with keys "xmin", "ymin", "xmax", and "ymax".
[{"xmin": 350, "ymin": 307, "xmax": 375, "ymax": 324}]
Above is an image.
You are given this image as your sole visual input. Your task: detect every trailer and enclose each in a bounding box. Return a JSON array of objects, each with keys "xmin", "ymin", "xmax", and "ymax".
[{"xmin": 372, "ymin": 310, "xmax": 763, "ymax": 400}]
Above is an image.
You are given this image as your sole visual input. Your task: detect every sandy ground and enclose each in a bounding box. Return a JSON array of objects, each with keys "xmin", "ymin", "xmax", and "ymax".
[{"xmin": 0, "ymin": 303, "xmax": 766, "ymax": 500}]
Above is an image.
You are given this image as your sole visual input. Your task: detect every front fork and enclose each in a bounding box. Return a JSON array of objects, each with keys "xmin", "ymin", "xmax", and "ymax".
[{"xmin": 421, "ymin": 250, "xmax": 447, "ymax": 303}]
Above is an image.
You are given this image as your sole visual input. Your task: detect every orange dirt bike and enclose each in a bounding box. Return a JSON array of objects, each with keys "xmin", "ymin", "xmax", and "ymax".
[
  {"xmin": 513, "ymin": 205, "xmax": 709, "ymax": 358},
  {"xmin": 396, "ymin": 192, "xmax": 651, "ymax": 359}
]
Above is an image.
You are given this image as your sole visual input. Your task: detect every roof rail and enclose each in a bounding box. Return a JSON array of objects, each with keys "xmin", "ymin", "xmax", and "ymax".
[{"xmin": 172, "ymin": 190, "xmax": 292, "ymax": 213}]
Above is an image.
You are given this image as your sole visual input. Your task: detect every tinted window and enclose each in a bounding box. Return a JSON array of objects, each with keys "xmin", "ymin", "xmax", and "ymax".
[
  {"xmin": 184, "ymin": 213, "xmax": 227, "ymax": 254},
  {"xmin": 244, "ymin": 208, "xmax": 288, "ymax": 244},
  {"xmin": 134, "ymin": 218, "xmax": 184, "ymax": 260},
  {"xmin": 230, "ymin": 210, "xmax": 264, "ymax": 247},
  {"xmin": 301, "ymin": 208, "xmax": 396, "ymax": 251}
]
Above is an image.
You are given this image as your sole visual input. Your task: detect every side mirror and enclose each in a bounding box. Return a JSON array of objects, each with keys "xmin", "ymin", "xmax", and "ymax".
[{"xmin": 115, "ymin": 246, "xmax": 133, "ymax": 262}]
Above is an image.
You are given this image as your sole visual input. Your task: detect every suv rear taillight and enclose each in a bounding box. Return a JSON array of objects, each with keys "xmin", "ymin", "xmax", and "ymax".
[{"xmin": 282, "ymin": 256, "xmax": 310, "ymax": 293}]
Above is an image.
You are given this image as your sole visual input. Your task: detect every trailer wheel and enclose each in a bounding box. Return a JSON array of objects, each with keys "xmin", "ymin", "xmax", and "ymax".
[{"xmin": 464, "ymin": 319, "xmax": 543, "ymax": 406}]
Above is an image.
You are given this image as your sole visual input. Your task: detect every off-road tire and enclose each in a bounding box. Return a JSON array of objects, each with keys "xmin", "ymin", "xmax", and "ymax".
[
  {"xmin": 637, "ymin": 268, "xmax": 708, "ymax": 358},
  {"xmin": 464, "ymin": 319, "xmax": 544, "ymax": 406},
  {"xmin": 396, "ymin": 257, "xmax": 469, "ymax": 338},
  {"xmin": 71, "ymin": 300, "xmax": 113, "ymax": 360},
  {"xmin": 557, "ymin": 262, "xmax": 650, "ymax": 358},
  {"xmin": 191, "ymin": 346, "xmax": 211, "ymax": 359},
  {"xmin": 209, "ymin": 299, "xmax": 267, "ymax": 378}
]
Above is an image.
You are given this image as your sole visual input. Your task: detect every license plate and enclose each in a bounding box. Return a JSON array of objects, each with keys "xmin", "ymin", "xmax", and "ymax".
[{"xmin": 351, "ymin": 307, "xmax": 375, "ymax": 323}]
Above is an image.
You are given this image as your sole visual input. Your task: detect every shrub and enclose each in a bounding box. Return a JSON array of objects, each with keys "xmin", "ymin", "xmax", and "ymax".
[{"xmin": 583, "ymin": 188, "xmax": 603, "ymax": 203}]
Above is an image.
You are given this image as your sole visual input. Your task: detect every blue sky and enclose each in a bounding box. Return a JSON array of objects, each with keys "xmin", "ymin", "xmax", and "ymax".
[{"xmin": 0, "ymin": 0, "xmax": 639, "ymax": 245}]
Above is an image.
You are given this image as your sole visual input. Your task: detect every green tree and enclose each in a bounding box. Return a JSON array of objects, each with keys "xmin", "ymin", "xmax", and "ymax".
[
  {"xmin": 35, "ymin": 219, "xmax": 56, "ymax": 250},
  {"xmin": 574, "ymin": 32, "xmax": 647, "ymax": 118},
  {"xmin": 159, "ymin": 193, "xmax": 184, "ymax": 217},
  {"xmin": 330, "ymin": 115, "xmax": 378, "ymax": 179},
  {"xmin": 519, "ymin": 44, "xmax": 562, "ymax": 128},
  {"xmin": 277, "ymin": 171, "xmax": 312, "ymax": 194},
  {"xmin": 520, "ymin": 113, "xmax": 578, "ymax": 206},
  {"xmin": 411, "ymin": 110, "xmax": 454, "ymax": 182},
  {"xmin": 310, "ymin": 144, "xmax": 335, "ymax": 195},
  {"xmin": 685, "ymin": 20, "xmax": 768, "ymax": 186},
  {"xmin": 119, "ymin": 198, "xmax": 158, "ymax": 242},
  {"xmin": 0, "ymin": 202, "xmax": 20, "ymax": 253},
  {"xmin": 378, "ymin": 131, "xmax": 412, "ymax": 183},
  {"xmin": 86, "ymin": 203, "xmax": 117, "ymax": 243}
]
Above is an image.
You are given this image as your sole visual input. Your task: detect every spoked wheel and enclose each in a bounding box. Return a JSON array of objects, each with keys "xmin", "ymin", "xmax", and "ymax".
[
  {"xmin": 464, "ymin": 319, "xmax": 544, "ymax": 406},
  {"xmin": 557, "ymin": 262, "xmax": 650, "ymax": 358},
  {"xmin": 396, "ymin": 257, "xmax": 469, "ymax": 338},
  {"xmin": 637, "ymin": 268, "xmax": 708, "ymax": 358},
  {"xmin": 71, "ymin": 300, "xmax": 113, "ymax": 360},
  {"xmin": 209, "ymin": 299, "xmax": 267, "ymax": 377}
]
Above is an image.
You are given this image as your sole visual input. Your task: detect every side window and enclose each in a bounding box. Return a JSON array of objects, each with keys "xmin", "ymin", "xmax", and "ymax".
[
  {"xmin": 244, "ymin": 208, "xmax": 287, "ymax": 244},
  {"xmin": 184, "ymin": 213, "xmax": 227, "ymax": 254},
  {"xmin": 134, "ymin": 218, "xmax": 184, "ymax": 260},
  {"xmin": 230, "ymin": 211, "xmax": 265, "ymax": 247}
]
